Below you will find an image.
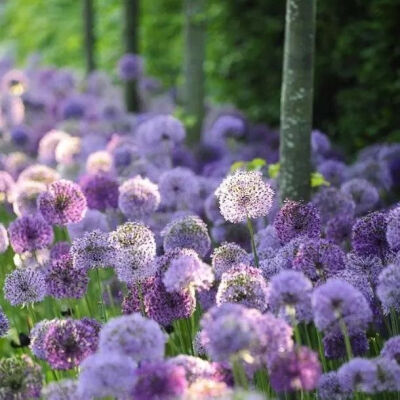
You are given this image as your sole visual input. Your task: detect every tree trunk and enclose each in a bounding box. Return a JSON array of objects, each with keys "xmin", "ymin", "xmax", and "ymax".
[
  {"xmin": 183, "ymin": 0, "xmax": 206, "ymax": 145},
  {"xmin": 279, "ymin": 0, "xmax": 316, "ymax": 202},
  {"xmin": 123, "ymin": 0, "xmax": 140, "ymax": 112},
  {"xmin": 83, "ymin": 0, "xmax": 96, "ymax": 74}
]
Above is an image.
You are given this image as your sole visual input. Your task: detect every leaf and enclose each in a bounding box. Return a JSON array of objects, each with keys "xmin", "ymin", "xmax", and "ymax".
[
  {"xmin": 268, "ymin": 163, "xmax": 280, "ymax": 178},
  {"xmin": 247, "ymin": 158, "xmax": 266, "ymax": 171},
  {"xmin": 230, "ymin": 161, "xmax": 245, "ymax": 172},
  {"xmin": 311, "ymin": 172, "xmax": 330, "ymax": 188}
]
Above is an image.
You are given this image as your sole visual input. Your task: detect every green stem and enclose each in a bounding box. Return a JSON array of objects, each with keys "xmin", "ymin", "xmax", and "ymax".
[
  {"xmin": 95, "ymin": 269, "xmax": 107, "ymax": 322},
  {"xmin": 246, "ymin": 217, "xmax": 259, "ymax": 267},
  {"xmin": 231, "ymin": 357, "xmax": 249, "ymax": 389},
  {"xmin": 338, "ymin": 317, "xmax": 353, "ymax": 360}
]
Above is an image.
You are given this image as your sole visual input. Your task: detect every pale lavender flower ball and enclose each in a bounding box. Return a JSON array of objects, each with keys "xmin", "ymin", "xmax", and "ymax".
[
  {"xmin": 4, "ymin": 268, "xmax": 46, "ymax": 306},
  {"xmin": 38, "ymin": 179, "xmax": 87, "ymax": 225},
  {"xmin": 211, "ymin": 242, "xmax": 251, "ymax": 280},
  {"xmin": 254, "ymin": 225, "xmax": 281, "ymax": 259},
  {"xmin": 350, "ymin": 158, "xmax": 392, "ymax": 191},
  {"xmin": 13, "ymin": 181, "xmax": 46, "ymax": 217},
  {"xmin": 386, "ymin": 205, "xmax": 400, "ymax": 252},
  {"xmin": 9, "ymin": 214, "xmax": 53, "ymax": 253},
  {"xmin": 98, "ymin": 313, "xmax": 167, "ymax": 362},
  {"xmin": 381, "ymin": 336, "xmax": 400, "ymax": 364},
  {"xmin": 338, "ymin": 358, "xmax": 377, "ymax": 394},
  {"xmin": 30, "ymin": 320, "xmax": 53, "ymax": 360},
  {"xmin": 269, "ymin": 270, "xmax": 313, "ymax": 323},
  {"xmin": 318, "ymin": 160, "xmax": 347, "ymax": 186},
  {"xmin": 67, "ymin": 209, "xmax": 109, "ymax": 240},
  {"xmin": 0, "ymin": 170, "xmax": 15, "ymax": 203},
  {"xmin": 161, "ymin": 215, "xmax": 211, "ymax": 257},
  {"xmin": 0, "ymin": 306, "xmax": 9, "ymax": 337},
  {"xmin": 41, "ymin": 379, "xmax": 78, "ymax": 400},
  {"xmin": 345, "ymin": 252, "xmax": 383, "ymax": 288},
  {"xmin": 372, "ymin": 357, "xmax": 400, "ymax": 393},
  {"xmin": 38, "ymin": 129, "xmax": 70, "ymax": 166},
  {"xmin": 215, "ymin": 170, "xmax": 274, "ymax": 223},
  {"xmin": 377, "ymin": 263, "xmax": 400, "ymax": 314},
  {"xmin": 132, "ymin": 361, "xmax": 188, "ymax": 400},
  {"xmin": 269, "ymin": 346, "xmax": 321, "ymax": 392},
  {"xmin": 44, "ymin": 319, "xmax": 99, "ymax": 370},
  {"xmin": 340, "ymin": 178, "xmax": 379, "ymax": 216},
  {"xmin": 0, "ymin": 223, "xmax": 9, "ymax": 253},
  {"xmin": 312, "ymin": 278, "xmax": 372, "ymax": 336},
  {"xmin": 274, "ymin": 200, "xmax": 320, "ymax": 244},
  {"xmin": 18, "ymin": 164, "xmax": 60, "ymax": 185},
  {"xmin": 118, "ymin": 53, "xmax": 143, "ymax": 81},
  {"xmin": 312, "ymin": 130, "xmax": 331, "ymax": 157},
  {"xmin": 118, "ymin": 176, "xmax": 160, "ymax": 220},
  {"xmin": 216, "ymin": 264, "xmax": 269, "ymax": 312},
  {"xmin": 317, "ymin": 372, "xmax": 350, "ymax": 400},
  {"xmin": 77, "ymin": 352, "xmax": 137, "ymax": 399}
]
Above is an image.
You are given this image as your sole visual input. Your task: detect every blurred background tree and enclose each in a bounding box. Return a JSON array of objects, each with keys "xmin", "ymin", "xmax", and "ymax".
[{"xmin": 0, "ymin": 0, "xmax": 399, "ymax": 153}]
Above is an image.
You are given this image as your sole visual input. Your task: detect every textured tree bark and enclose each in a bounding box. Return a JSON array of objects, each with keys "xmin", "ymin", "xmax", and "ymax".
[
  {"xmin": 124, "ymin": 0, "xmax": 140, "ymax": 112},
  {"xmin": 279, "ymin": 0, "xmax": 316, "ymax": 202},
  {"xmin": 83, "ymin": 0, "xmax": 96, "ymax": 74},
  {"xmin": 183, "ymin": 0, "xmax": 206, "ymax": 145}
]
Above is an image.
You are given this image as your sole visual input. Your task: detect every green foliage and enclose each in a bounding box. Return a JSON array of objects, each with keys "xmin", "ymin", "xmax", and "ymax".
[
  {"xmin": 230, "ymin": 158, "xmax": 266, "ymax": 173},
  {"xmin": 268, "ymin": 163, "xmax": 280, "ymax": 179},
  {"xmin": 311, "ymin": 172, "xmax": 330, "ymax": 188}
]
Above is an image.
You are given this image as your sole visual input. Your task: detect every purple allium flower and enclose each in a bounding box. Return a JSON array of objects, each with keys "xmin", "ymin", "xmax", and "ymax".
[
  {"xmin": 45, "ymin": 254, "xmax": 89, "ymax": 299},
  {"xmin": 71, "ymin": 230, "xmax": 116, "ymax": 271},
  {"xmin": 0, "ymin": 355, "xmax": 42, "ymax": 399},
  {"xmin": 351, "ymin": 212, "xmax": 389, "ymax": 260},
  {"xmin": 118, "ymin": 176, "xmax": 160, "ymax": 220},
  {"xmin": 98, "ymin": 313, "xmax": 166, "ymax": 362},
  {"xmin": 318, "ymin": 160, "xmax": 347, "ymax": 186},
  {"xmin": 338, "ymin": 358, "xmax": 377, "ymax": 394},
  {"xmin": 77, "ymin": 352, "xmax": 137, "ymax": 399},
  {"xmin": 386, "ymin": 205, "xmax": 400, "ymax": 252},
  {"xmin": 338, "ymin": 267, "xmax": 374, "ymax": 305},
  {"xmin": 373, "ymin": 357, "xmax": 400, "ymax": 393},
  {"xmin": 345, "ymin": 252, "xmax": 383, "ymax": 288},
  {"xmin": 4, "ymin": 268, "xmax": 46, "ymax": 306},
  {"xmin": 207, "ymin": 114, "xmax": 246, "ymax": 145},
  {"xmin": 30, "ymin": 320, "xmax": 53, "ymax": 359},
  {"xmin": 110, "ymin": 222, "xmax": 156, "ymax": 283},
  {"xmin": 60, "ymin": 97, "xmax": 86, "ymax": 120},
  {"xmin": 350, "ymin": 158, "xmax": 392, "ymax": 191},
  {"xmin": 269, "ymin": 346, "xmax": 321, "ymax": 392},
  {"xmin": 325, "ymin": 216, "xmax": 353, "ymax": 246},
  {"xmin": 312, "ymin": 187, "xmax": 355, "ymax": 224},
  {"xmin": 269, "ymin": 270, "xmax": 313, "ymax": 323},
  {"xmin": 211, "ymin": 223, "xmax": 251, "ymax": 252},
  {"xmin": 67, "ymin": 209, "xmax": 109, "ymax": 240},
  {"xmin": 38, "ymin": 130, "xmax": 70, "ymax": 166},
  {"xmin": 216, "ymin": 264, "xmax": 269, "ymax": 312},
  {"xmin": 163, "ymin": 253, "xmax": 214, "ymax": 292},
  {"xmin": 255, "ymin": 226, "xmax": 281, "ymax": 260},
  {"xmin": 123, "ymin": 276, "xmax": 196, "ymax": 326},
  {"xmin": 317, "ymin": 372, "xmax": 350, "ymax": 400},
  {"xmin": 132, "ymin": 361, "xmax": 188, "ymax": 400},
  {"xmin": 215, "ymin": 170, "xmax": 274, "ymax": 223},
  {"xmin": 9, "ymin": 214, "xmax": 53, "ymax": 253},
  {"xmin": 41, "ymin": 379, "xmax": 78, "ymax": 400},
  {"xmin": 381, "ymin": 336, "xmax": 400, "ymax": 364},
  {"xmin": 312, "ymin": 130, "xmax": 331, "ymax": 157},
  {"xmin": 55, "ymin": 136, "xmax": 81, "ymax": 166},
  {"xmin": 13, "ymin": 181, "xmax": 46, "ymax": 217},
  {"xmin": 197, "ymin": 285, "xmax": 217, "ymax": 312},
  {"xmin": 323, "ymin": 331, "xmax": 369, "ymax": 359},
  {"xmin": 376, "ymin": 263, "xmax": 400, "ymax": 314},
  {"xmin": 50, "ymin": 241, "xmax": 70, "ymax": 261},
  {"xmin": 211, "ymin": 242, "xmax": 250, "ymax": 280},
  {"xmin": 18, "ymin": 164, "xmax": 60, "ymax": 186},
  {"xmin": 44, "ymin": 319, "xmax": 99, "ymax": 370},
  {"xmin": 79, "ymin": 173, "xmax": 119, "ymax": 212},
  {"xmin": 38, "ymin": 179, "xmax": 87, "ymax": 225},
  {"xmin": 118, "ymin": 53, "xmax": 143, "ymax": 80},
  {"xmin": 0, "ymin": 306, "xmax": 9, "ymax": 337},
  {"xmin": 274, "ymin": 200, "xmax": 320, "ymax": 244},
  {"xmin": 136, "ymin": 115, "xmax": 186, "ymax": 153},
  {"xmin": 161, "ymin": 215, "xmax": 211, "ymax": 257},
  {"xmin": 200, "ymin": 303, "xmax": 266, "ymax": 363},
  {"xmin": 159, "ymin": 167, "xmax": 200, "ymax": 210},
  {"xmin": 204, "ymin": 191, "xmax": 225, "ymax": 226},
  {"xmin": 312, "ymin": 279, "xmax": 372, "ymax": 336},
  {"xmin": 0, "ymin": 223, "xmax": 9, "ymax": 253},
  {"xmin": 0, "ymin": 170, "xmax": 15, "ymax": 203},
  {"xmin": 86, "ymin": 150, "xmax": 114, "ymax": 174},
  {"xmin": 293, "ymin": 238, "xmax": 346, "ymax": 283},
  {"xmin": 340, "ymin": 178, "xmax": 379, "ymax": 216}
]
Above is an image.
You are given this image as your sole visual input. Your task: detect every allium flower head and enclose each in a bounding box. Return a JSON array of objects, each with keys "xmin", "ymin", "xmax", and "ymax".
[
  {"xmin": 67, "ymin": 209, "xmax": 109, "ymax": 240},
  {"xmin": 0, "ymin": 223, "xmax": 9, "ymax": 253},
  {"xmin": 99, "ymin": 313, "xmax": 166, "ymax": 362},
  {"xmin": 44, "ymin": 319, "xmax": 99, "ymax": 370},
  {"xmin": 312, "ymin": 278, "xmax": 372, "ymax": 336},
  {"xmin": 132, "ymin": 361, "xmax": 188, "ymax": 400},
  {"xmin": 50, "ymin": 241, "xmax": 71, "ymax": 261},
  {"xmin": 45, "ymin": 254, "xmax": 89, "ymax": 299},
  {"xmin": 269, "ymin": 270, "xmax": 313, "ymax": 323},
  {"xmin": 211, "ymin": 242, "xmax": 251, "ymax": 280},
  {"xmin": 118, "ymin": 175, "xmax": 160, "ymax": 220},
  {"xmin": 13, "ymin": 180, "xmax": 46, "ymax": 217},
  {"xmin": 161, "ymin": 215, "xmax": 211, "ymax": 257},
  {"xmin": 0, "ymin": 170, "xmax": 15, "ymax": 203},
  {"xmin": 377, "ymin": 263, "xmax": 400, "ymax": 314},
  {"xmin": 372, "ymin": 357, "xmax": 400, "ymax": 393},
  {"xmin": 338, "ymin": 358, "xmax": 377, "ymax": 394},
  {"xmin": 351, "ymin": 211, "xmax": 389, "ymax": 259},
  {"xmin": 38, "ymin": 179, "xmax": 87, "ymax": 225},
  {"xmin": 293, "ymin": 238, "xmax": 346, "ymax": 283},
  {"xmin": 216, "ymin": 264, "xmax": 270, "ymax": 312},
  {"xmin": 345, "ymin": 251, "xmax": 383, "ymax": 288},
  {"xmin": 325, "ymin": 216, "xmax": 353, "ymax": 245},
  {"xmin": 0, "ymin": 306, "xmax": 9, "ymax": 337},
  {"xmin": 9, "ymin": 214, "xmax": 53, "ymax": 253},
  {"xmin": 55, "ymin": 136, "xmax": 81, "ymax": 166},
  {"xmin": 317, "ymin": 372, "xmax": 350, "ymax": 400},
  {"xmin": 159, "ymin": 167, "xmax": 200, "ymax": 209},
  {"xmin": 18, "ymin": 164, "xmax": 60, "ymax": 186},
  {"xmin": 381, "ymin": 336, "xmax": 400, "ymax": 364},
  {"xmin": 4, "ymin": 267, "xmax": 46, "ymax": 305},
  {"xmin": 215, "ymin": 170, "xmax": 274, "ymax": 223},
  {"xmin": 110, "ymin": 222, "xmax": 156, "ymax": 283},
  {"xmin": 269, "ymin": 346, "xmax": 321, "ymax": 392},
  {"xmin": 118, "ymin": 53, "xmax": 143, "ymax": 80},
  {"xmin": 386, "ymin": 205, "xmax": 400, "ymax": 252},
  {"xmin": 322, "ymin": 331, "xmax": 369, "ymax": 359},
  {"xmin": 351, "ymin": 158, "xmax": 392, "ymax": 191},
  {"xmin": 86, "ymin": 150, "xmax": 114, "ymax": 174},
  {"xmin": 30, "ymin": 320, "xmax": 53, "ymax": 359},
  {"xmin": 317, "ymin": 160, "xmax": 347, "ymax": 186},
  {"xmin": 79, "ymin": 173, "xmax": 119, "ymax": 212},
  {"xmin": 41, "ymin": 379, "xmax": 78, "ymax": 400},
  {"xmin": 71, "ymin": 230, "xmax": 116, "ymax": 271},
  {"xmin": 0, "ymin": 355, "xmax": 42, "ymax": 399},
  {"xmin": 341, "ymin": 178, "xmax": 379, "ymax": 216},
  {"xmin": 274, "ymin": 200, "xmax": 320, "ymax": 244},
  {"xmin": 207, "ymin": 114, "xmax": 246, "ymax": 144},
  {"xmin": 77, "ymin": 352, "xmax": 137, "ymax": 399},
  {"xmin": 38, "ymin": 129, "xmax": 70, "ymax": 165}
]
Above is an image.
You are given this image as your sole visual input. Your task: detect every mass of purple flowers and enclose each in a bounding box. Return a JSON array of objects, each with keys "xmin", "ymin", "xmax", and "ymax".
[{"xmin": 1, "ymin": 55, "xmax": 400, "ymax": 400}]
